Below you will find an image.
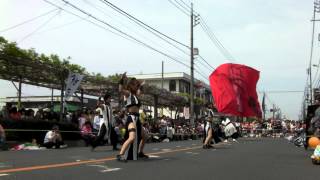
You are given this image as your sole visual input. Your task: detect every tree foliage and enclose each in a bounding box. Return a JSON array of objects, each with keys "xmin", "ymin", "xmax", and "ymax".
[{"xmin": 0, "ymin": 36, "xmax": 86, "ymax": 74}]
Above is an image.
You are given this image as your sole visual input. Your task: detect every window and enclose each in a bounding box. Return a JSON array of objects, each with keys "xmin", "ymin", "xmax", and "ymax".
[
  {"xmin": 169, "ymin": 80, "xmax": 176, "ymax": 91},
  {"xmin": 179, "ymin": 80, "xmax": 190, "ymax": 93}
]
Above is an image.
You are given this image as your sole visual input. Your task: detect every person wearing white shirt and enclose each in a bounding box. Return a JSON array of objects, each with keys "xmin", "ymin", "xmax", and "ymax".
[
  {"xmin": 222, "ymin": 118, "xmax": 238, "ymax": 142},
  {"xmin": 43, "ymin": 125, "xmax": 66, "ymax": 149},
  {"xmin": 93, "ymin": 110, "xmax": 102, "ymax": 132}
]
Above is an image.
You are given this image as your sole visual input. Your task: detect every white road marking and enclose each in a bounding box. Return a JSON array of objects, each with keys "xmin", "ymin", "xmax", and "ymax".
[
  {"xmin": 0, "ymin": 174, "xmax": 9, "ymax": 177},
  {"xmin": 76, "ymin": 160, "xmax": 81, "ymax": 162},
  {"xmin": 161, "ymin": 148, "xmax": 171, "ymax": 151},
  {"xmin": 186, "ymin": 152, "xmax": 199, "ymax": 155},
  {"xmin": 88, "ymin": 164, "xmax": 121, "ymax": 173},
  {"xmin": 176, "ymin": 146, "xmax": 181, "ymax": 148},
  {"xmin": 148, "ymin": 155, "xmax": 160, "ymax": 158},
  {"xmin": 101, "ymin": 168, "xmax": 121, "ymax": 172},
  {"xmin": 88, "ymin": 165, "xmax": 106, "ymax": 168},
  {"xmin": 152, "ymin": 148, "xmax": 160, "ymax": 151}
]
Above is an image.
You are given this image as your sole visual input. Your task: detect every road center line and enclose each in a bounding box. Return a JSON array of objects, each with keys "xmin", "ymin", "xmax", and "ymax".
[{"xmin": 0, "ymin": 146, "xmax": 202, "ymax": 174}]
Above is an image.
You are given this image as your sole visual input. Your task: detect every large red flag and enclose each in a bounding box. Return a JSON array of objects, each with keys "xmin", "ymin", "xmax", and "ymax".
[{"xmin": 209, "ymin": 63, "xmax": 262, "ymax": 118}]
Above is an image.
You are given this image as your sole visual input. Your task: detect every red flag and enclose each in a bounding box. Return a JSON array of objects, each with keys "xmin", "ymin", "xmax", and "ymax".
[{"xmin": 209, "ymin": 63, "xmax": 262, "ymax": 118}]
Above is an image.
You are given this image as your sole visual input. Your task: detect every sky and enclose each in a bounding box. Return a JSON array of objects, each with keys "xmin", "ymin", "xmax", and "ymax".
[{"xmin": 0, "ymin": 0, "xmax": 316, "ymax": 120}]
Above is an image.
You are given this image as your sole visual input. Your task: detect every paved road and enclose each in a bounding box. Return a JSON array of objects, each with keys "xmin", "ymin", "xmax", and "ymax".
[{"xmin": 0, "ymin": 138, "xmax": 318, "ymax": 180}]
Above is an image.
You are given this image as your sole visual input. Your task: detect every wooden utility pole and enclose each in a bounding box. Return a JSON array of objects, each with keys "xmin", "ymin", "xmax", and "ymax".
[
  {"xmin": 190, "ymin": 3, "xmax": 195, "ymax": 127},
  {"xmin": 309, "ymin": 3, "xmax": 316, "ymax": 104},
  {"xmin": 161, "ymin": 61, "xmax": 164, "ymax": 89},
  {"xmin": 51, "ymin": 88, "xmax": 54, "ymax": 111},
  {"xmin": 60, "ymin": 80, "xmax": 65, "ymax": 122},
  {"xmin": 18, "ymin": 76, "xmax": 22, "ymax": 109}
]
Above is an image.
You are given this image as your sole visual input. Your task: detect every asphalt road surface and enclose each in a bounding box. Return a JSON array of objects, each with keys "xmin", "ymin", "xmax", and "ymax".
[{"xmin": 0, "ymin": 138, "xmax": 318, "ymax": 180}]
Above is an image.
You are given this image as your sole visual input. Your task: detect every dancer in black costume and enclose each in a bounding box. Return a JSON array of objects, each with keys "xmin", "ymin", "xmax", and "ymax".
[{"xmin": 116, "ymin": 73, "xmax": 148, "ymax": 161}]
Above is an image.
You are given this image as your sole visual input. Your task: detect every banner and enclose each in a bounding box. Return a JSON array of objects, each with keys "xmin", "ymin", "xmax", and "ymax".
[
  {"xmin": 209, "ymin": 63, "xmax": 262, "ymax": 118},
  {"xmin": 65, "ymin": 72, "xmax": 84, "ymax": 100}
]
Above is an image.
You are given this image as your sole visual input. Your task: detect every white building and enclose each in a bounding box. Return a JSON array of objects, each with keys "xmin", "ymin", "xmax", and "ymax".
[{"xmin": 130, "ymin": 72, "xmax": 212, "ymax": 119}]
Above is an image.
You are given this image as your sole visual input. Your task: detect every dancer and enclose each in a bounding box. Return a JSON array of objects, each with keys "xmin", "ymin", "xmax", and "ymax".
[
  {"xmin": 222, "ymin": 117, "xmax": 239, "ymax": 142},
  {"xmin": 116, "ymin": 73, "xmax": 148, "ymax": 161},
  {"xmin": 91, "ymin": 92, "xmax": 113, "ymax": 150},
  {"xmin": 203, "ymin": 116, "xmax": 214, "ymax": 149}
]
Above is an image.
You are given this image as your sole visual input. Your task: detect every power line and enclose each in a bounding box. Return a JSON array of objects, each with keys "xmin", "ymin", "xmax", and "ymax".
[
  {"xmin": 199, "ymin": 15, "xmax": 235, "ymax": 61},
  {"xmin": 82, "ymin": 0, "xmax": 189, "ymax": 62},
  {"xmin": 0, "ymin": 8, "xmax": 59, "ymax": 33},
  {"xmin": 35, "ymin": 18, "xmax": 86, "ymax": 35},
  {"xmin": 19, "ymin": 9, "xmax": 62, "ymax": 43},
  {"xmin": 98, "ymin": 0, "xmax": 190, "ymax": 54},
  {"xmin": 82, "ymin": 0, "xmax": 157, "ymax": 45},
  {"xmin": 99, "ymin": 0, "xmax": 189, "ymax": 48},
  {"xmin": 258, "ymin": 90, "xmax": 304, "ymax": 94},
  {"xmin": 54, "ymin": 0, "xmax": 190, "ymax": 68},
  {"xmin": 164, "ymin": 1, "xmax": 218, "ymax": 79},
  {"xmin": 42, "ymin": 0, "xmax": 135, "ymax": 43},
  {"xmin": 167, "ymin": 0, "xmax": 190, "ymax": 16},
  {"xmin": 174, "ymin": 0, "xmax": 189, "ymax": 12},
  {"xmin": 194, "ymin": 57, "xmax": 213, "ymax": 72},
  {"xmin": 194, "ymin": 64, "xmax": 209, "ymax": 81},
  {"xmin": 198, "ymin": 55, "xmax": 215, "ymax": 70},
  {"xmin": 179, "ymin": 0, "xmax": 191, "ymax": 9},
  {"xmin": 200, "ymin": 21, "xmax": 231, "ymax": 60}
]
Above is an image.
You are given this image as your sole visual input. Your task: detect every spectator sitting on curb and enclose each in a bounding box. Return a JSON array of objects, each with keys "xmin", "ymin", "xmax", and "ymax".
[
  {"xmin": 43, "ymin": 125, "xmax": 67, "ymax": 149},
  {"xmin": 0, "ymin": 123, "xmax": 7, "ymax": 150},
  {"xmin": 81, "ymin": 121, "xmax": 96, "ymax": 147}
]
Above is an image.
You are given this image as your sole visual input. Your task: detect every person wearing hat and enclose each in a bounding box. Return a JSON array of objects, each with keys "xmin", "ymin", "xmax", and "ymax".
[
  {"xmin": 93, "ymin": 108, "xmax": 102, "ymax": 133},
  {"xmin": 43, "ymin": 125, "xmax": 66, "ymax": 149}
]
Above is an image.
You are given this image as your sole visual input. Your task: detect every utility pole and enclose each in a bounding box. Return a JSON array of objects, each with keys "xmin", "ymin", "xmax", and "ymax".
[
  {"xmin": 309, "ymin": 2, "xmax": 316, "ymax": 105},
  {"xmin": 161, "ymin": 61, "xmax": 164, "ymax": 89},
  {"xmin": 60, "ymin": 80, "xmax": 64, "ymax": 122},
  {"xmin": 262, "ymin": 92, "xmax": 266, "ymax": 121},
  {"xmin": 161, "ymin": 61, "xmax": 164, "ymax": 117},
  {"xmin": 190, "ymin": 3, "xmax": 195, "ymax": 127},
  {"xmin": 51, "ymin": 88, "xmax": 54, "ymax": 111},
  {"xmin": 18, "ymin": 76, "xmax": 22, "ymax": 109},
  {"xmin": 272, "ymin": 104, "xmax": 275, "ymax": 120}
]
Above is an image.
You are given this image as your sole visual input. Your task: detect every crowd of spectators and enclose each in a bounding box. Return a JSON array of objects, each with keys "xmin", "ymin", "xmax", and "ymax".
[
  {"xmin": 1, "ymin": 101, "xmax": 312, "ymax": 151},
  {"xmin": 240, "ymin": 119, "xmax": 305, "ymax": 137}
]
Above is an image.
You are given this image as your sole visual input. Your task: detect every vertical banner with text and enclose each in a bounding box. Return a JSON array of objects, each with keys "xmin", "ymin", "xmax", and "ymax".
[{"xmin": 65, "ymin": 72, "xmax": 84, "ymax": 100}]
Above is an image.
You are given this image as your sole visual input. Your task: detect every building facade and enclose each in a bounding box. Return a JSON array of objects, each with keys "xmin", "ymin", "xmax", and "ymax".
[{"xmin": 130, "ymin": 72, "xmax": 213, "ymax": 119}]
